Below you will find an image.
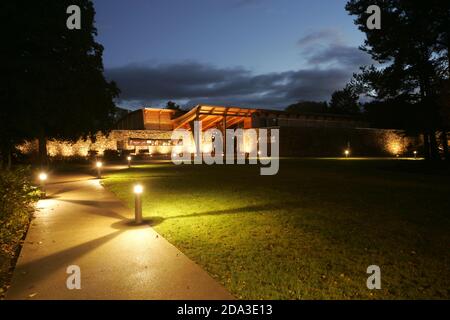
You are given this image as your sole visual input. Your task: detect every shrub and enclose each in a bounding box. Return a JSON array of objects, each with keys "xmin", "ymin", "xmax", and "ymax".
[
  {"xmin": 0, "ymin": 167, "xmax": 40, "ymax": 295},
  {"xmin": 103, "ymin": 149, "xmax": 120, "ymax": 160}
]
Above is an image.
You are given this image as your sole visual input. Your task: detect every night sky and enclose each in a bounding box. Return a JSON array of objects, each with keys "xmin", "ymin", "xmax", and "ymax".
[{"xmin": 93, "ymin": 0, "xmax": 373, "ymax": 110}]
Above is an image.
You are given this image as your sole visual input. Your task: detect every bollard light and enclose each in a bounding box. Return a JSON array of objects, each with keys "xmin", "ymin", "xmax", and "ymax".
[
  {"xmin": 39, "ymin": 172, "xmax": 48, "ymax": 198},
  {"xmin": 133, "ymin": 184, "xmax": 143, "ymax": 224},
  {"xmin": 39, "ymin": 172, "xmax": 48, "ymax": 182},
  {"xmin": 413, "ymin": 151, "xmax": 418, "ymax": 159},
  {"xmin": 127, "ymin": 156, "xmax": 132, "ymax": 168},
  {"xmin": 96, "ymin": 161, "xmax": 103, "ymax": 179},
  {"xmin": 344, "ymin": 149, "xmax": 350, "ymax": 158}
]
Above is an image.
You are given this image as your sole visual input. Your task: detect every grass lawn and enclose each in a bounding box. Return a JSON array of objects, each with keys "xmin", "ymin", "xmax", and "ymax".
[{"xmin": 103, "ymin": 159, "xmax": 450, "ymax": 299}]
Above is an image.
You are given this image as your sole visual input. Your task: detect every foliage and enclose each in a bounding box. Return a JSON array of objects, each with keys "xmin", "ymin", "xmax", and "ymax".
[
  {"xmin": 285, "ymin": 101, "xmax": 329, "ymax": 114},
  {"xmin": 0, "ymin": 168, "xmax": 40, "ymax": 296},
  {"xmin": 329, "ymin": 87, "xmax": 360, "ymax": 114},
  {"xmin": 0, "ymin": 168, "xmax": 39, "ymax": 256},
  {"xmin": 165, "ymin": 101, "xmax": 185, "ymax": 117},
  {"xmin": 0, "ymin": 1, "xmax": 119, "ymax": 165},
  {"xmin": 103, "ymin": 149, "xmax": 120, "ymax": 160},
  {"xmin": 346, "ymin": 0, "xmax": 450, "ymax": 159}
]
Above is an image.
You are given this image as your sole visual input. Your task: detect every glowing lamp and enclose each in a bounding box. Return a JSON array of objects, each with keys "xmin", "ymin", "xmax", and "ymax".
[
  {"xmin": 133, "ymin": 184, "xmax": 143, "ymax": 194},
  {"xmin": 38, "ymin": 172, "xmax": 47, "ymax": 198},
  {"xmin": 39, "ymin": 172, "xmax": 48, "ymax": 181},
  {"xmin": 133, "ymin": 184, "xmax": 143, "ymax": 224},
  {"xmin": 96, "ymin": 161, "xmax": 103, "ymax": 179}
]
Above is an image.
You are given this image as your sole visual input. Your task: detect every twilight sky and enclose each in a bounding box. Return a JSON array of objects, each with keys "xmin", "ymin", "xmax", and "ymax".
[{"xmin": 93, "ymin": 0, "xmax": 373, "ymax": 110}]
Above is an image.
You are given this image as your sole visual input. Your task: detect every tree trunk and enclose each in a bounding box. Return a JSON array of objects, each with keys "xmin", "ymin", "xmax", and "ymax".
[
  {"xmin": 423, "ymin": 132, "xmax": 430, "ymax": 160},
  {"xmin": 441, "ymin": 130, "xmax": 449, "ymax": 160},
  {"xmin": 38, "ymin": 134, "xmax": 48, "ymax": 168},
  {"xmin": 429, "ymin": 131, "xmax": 440, "ymax": 160},
  {"xmin": 7, "ymin": 150, "xmax": 11, "ymax": 170}
]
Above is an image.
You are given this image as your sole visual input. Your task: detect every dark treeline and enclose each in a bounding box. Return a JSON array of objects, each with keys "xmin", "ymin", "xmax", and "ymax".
[
  {"xmin": 348, "ymin": 0, "xmax": 450, "ymax": 160},
  {"xmin": 287, "ymin": 1, "xmax": 450, "ymax": 161},
  {"xmin": 0, "ymin": 1, "xmax": 119, "ymax": 169}
]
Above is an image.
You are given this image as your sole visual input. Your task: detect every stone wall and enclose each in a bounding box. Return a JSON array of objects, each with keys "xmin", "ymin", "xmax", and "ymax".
[
  {"xmin": 17, "ymin": 127, "xmax": 422, "ymax": 158},
  {"xmin": 278, "ymin": 127, "xmax": 422, "ymax": 157},
  {"xmin": 17, "ymin": 130, "xmax": 175, "ymax": 157}
]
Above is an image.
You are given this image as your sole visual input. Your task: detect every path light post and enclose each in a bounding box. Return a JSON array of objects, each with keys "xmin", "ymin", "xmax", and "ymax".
[
  {"xmin": 38, "ymin": 172, "xmax": 48, "ymax": 198},
  {"xmin": 413, "ymin": 151, "xmax": 418, "ymax": 159},
  {"xmin": 134, "ymin": 184, "xmax": 143, "ymax": 224},
  {"xmin": 96, "ymin": 161, "xmax": 103, "ymax": 179},
  {"xmin": 127, "ymin": 156, "xmax": 132, "ymax": 168},
  {"xmin": 344, "ymin": 149, "xmax": 350, "ymax": 158}
]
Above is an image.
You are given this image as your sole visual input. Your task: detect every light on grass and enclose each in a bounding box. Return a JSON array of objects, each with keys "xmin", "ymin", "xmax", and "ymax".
[{"xmin": 127, "ymin": 156, "xmax": 132, "ymax": 168}]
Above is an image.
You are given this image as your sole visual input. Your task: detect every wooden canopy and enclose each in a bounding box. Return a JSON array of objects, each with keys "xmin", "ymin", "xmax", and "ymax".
[{"xmin": 172, "ymin": 105, "xmax": 257, "ymax": 131}]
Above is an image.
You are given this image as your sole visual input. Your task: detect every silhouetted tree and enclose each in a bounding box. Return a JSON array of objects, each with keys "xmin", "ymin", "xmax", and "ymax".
[
  {"xmin": 329, "ymin": 87, "xmax": 360, "ymax": 115},
  {"xmin": 346, "ymin": 0, "xmax": 450, "ymax": 160},
  {"xmin": 165, "ymin": 100, "xmax": 185, "ymax": 117},
  {"xmin": 285, "ymin": 101, "xmax": 329, "ymax": 114},
  {"xmin": 166, "ymin": 101, "xmax": 181, "ymax": 110},
  {"xmin": 1, "ymin": 1, "xmax": 119, "ymax": 166}
]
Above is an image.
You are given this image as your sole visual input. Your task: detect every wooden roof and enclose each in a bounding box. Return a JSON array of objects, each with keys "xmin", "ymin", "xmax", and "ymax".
[{"xmin": 172, "ymin": 105, "xmax": 257, "ymax": 130}]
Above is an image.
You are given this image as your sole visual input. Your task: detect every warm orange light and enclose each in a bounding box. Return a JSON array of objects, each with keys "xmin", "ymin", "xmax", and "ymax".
[
  {"xmin": 39, "ymin": 172, "xmax": 48, "ymax": 181},
  {"xmin": 96, "ymin": 161, "xmax": 103, "ymax": 168},
  {"xmin": 133, "ymin": 184, "xmax": 143, "ymax": 194}
]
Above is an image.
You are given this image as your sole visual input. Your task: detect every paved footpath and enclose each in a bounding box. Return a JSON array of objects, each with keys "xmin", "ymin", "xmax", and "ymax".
[{"xmin": 7, "ymin": 170, "xmax": 233, "ymax": 300}]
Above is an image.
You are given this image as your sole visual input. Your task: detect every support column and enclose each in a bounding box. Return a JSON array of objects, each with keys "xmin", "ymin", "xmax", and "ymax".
[{"xmin": 222, "ymin": 115, "xmax": 227, "ymax": 154}]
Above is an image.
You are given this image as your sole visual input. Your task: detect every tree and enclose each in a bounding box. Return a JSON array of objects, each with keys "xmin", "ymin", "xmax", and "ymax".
[
  {"xmin": 165, "ymin": 101, "xmax": 185, "ymax": 117},
  {"xmin": 166, "ymin": 101, "xmax": 181, "ymax": 110},
  {"xmin": 285, "ymin": 101, "xmax": 329, "ymax": 114},
  {"xmin": 1, "ymin": 1, "xmax": 119, "ymax": 167},
  {"xmin": 346, "ymin": 0, "xmax": 450, "ymax": 160},
  {"xmin": 329, "ymin": 87, "xmax": 360, "ymax": 115}
]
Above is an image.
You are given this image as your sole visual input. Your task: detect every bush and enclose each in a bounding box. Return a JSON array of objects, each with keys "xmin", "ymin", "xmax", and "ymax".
[
  {"xmin": 0, "ymin": 167, "xmax": 40, "ymax": 295},
  {"xmin": 103, "ymin": 149, "xmax": 120, "ymax": 160}
]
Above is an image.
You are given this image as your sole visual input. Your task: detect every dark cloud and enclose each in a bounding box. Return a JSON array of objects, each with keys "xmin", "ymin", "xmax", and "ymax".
[
  {"xmin": 297, "ymin": 28, "xmax": 344, "ymax": 47},
  {"xmin": 305, "ymin": 44, "xmax": 372, "ymax": 68},
  {"xmin": 106, "ymin": 30, "xmax": 373, "ymax": 110},
  {"xmin": 298, "ymin": 29, "xmax": 372, "ymax": 68}
]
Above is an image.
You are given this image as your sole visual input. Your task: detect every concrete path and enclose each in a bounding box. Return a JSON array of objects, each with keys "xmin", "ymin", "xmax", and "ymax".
[{"xmin": 6, "ymin": 170, "xmax": 233, "ymax": 300}]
